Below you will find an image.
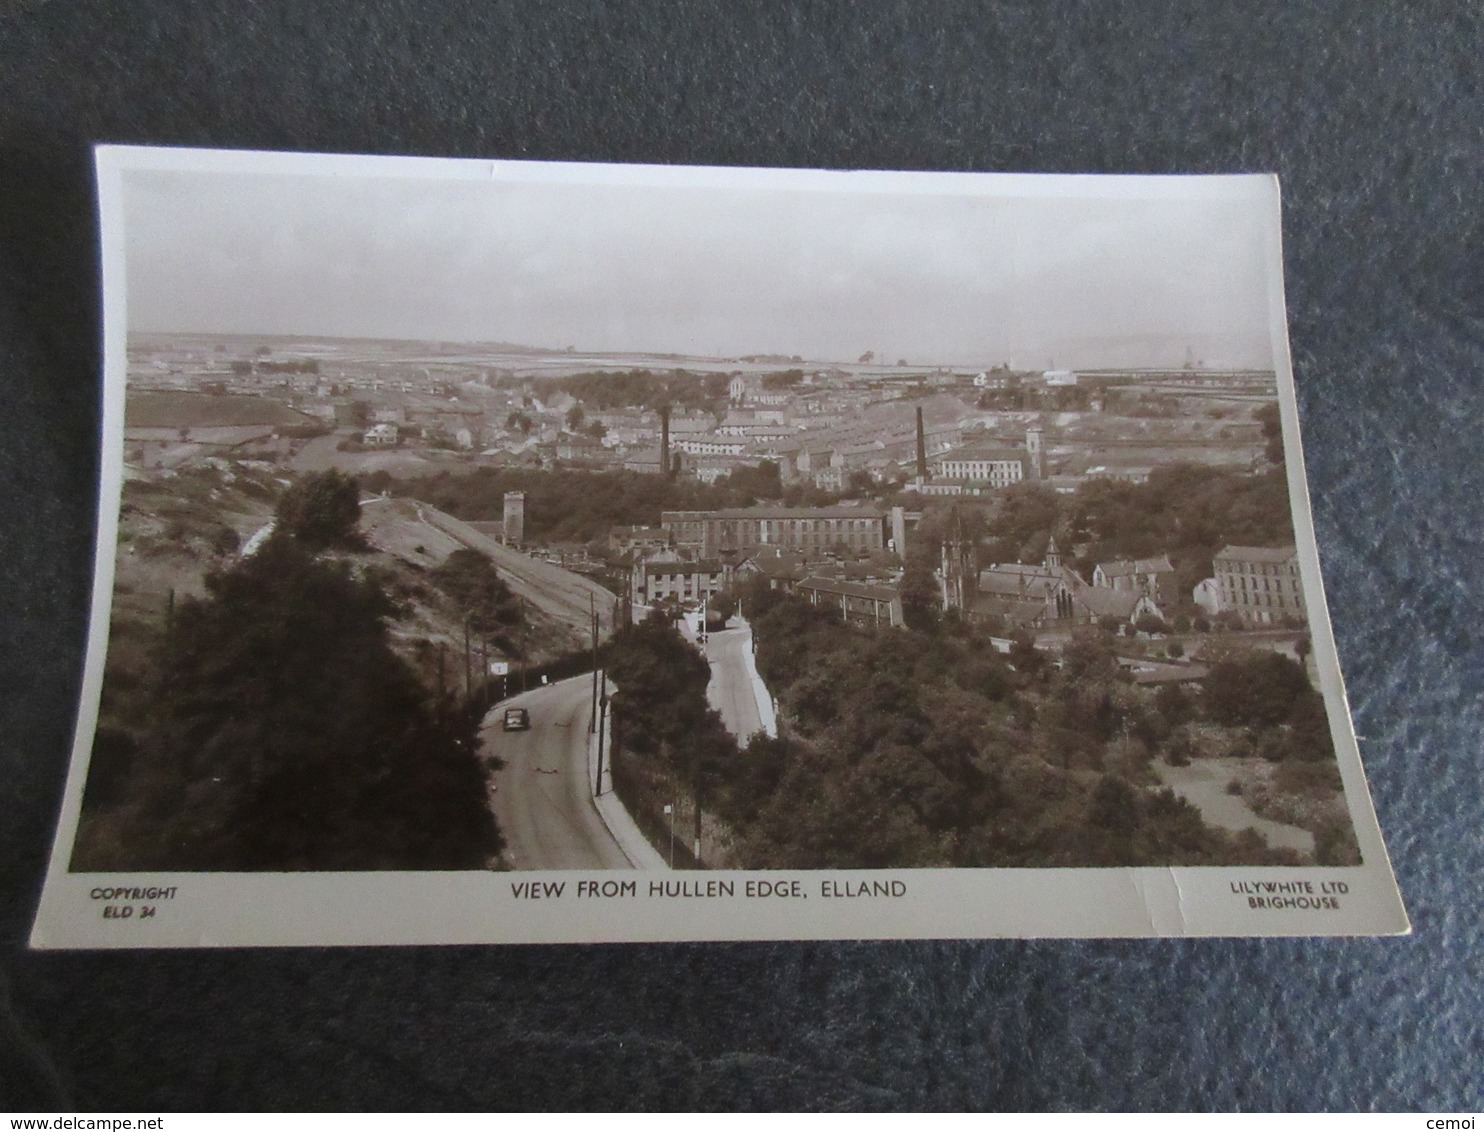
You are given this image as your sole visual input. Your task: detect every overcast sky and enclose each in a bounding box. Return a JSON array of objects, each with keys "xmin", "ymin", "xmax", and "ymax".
[{"xmin": 121, "ymin": 161, "xmax": 1280, "ymax": 369}]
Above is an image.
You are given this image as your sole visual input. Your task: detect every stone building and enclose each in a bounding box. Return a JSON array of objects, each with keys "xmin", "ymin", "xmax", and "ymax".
[
  {"xmin": 1092, "ymin": 555, "xmax": 1178, "ymax": 609},
  {"xmin": 794, "ymin": 576, "xmax": 903, "ymax": 628},
  {"xmin": 661, "ymin": 506, "xmax": 887, "ymax": 558},
  {"xmin": 1211, "ymin": 545, "xmax": 1304, "ymax": 625},
  {"xmin": 502, "ymin": 491, "xmax": 525, "ymax": 547},
  {"xmin": 631, "ymin": 557, "xmax": 729, "ymax": 608}
]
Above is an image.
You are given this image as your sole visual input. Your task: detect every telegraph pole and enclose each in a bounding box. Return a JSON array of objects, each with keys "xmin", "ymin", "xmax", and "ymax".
[
  {"xmin": 589, "ymin": 593, "xmax": 599, "ymax": 733},
  {"xmin": 595, "ymin": 672, "xmax": 608, "ymax": 797},
  {"xmin": 666, "ymin": 802, "xmax": 675, "ymax": 868},
  {"xmin": 693, "ymin": 748, "xmax": 703, "ymax": 867}
]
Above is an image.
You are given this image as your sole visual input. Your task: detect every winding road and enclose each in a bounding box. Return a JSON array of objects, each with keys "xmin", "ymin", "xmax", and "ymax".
[
  {"xmin": 700, "ymin": 626, "xmax": 766, "ymax": 742},
  {"xmin": 482, "ymin": 674, "xmax": 632, "ymax": 871}
]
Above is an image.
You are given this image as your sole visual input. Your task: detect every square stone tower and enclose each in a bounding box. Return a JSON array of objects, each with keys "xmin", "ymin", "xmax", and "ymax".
[{"xmin": 502, "ymin": 491, "xmax": 525, "ymax": 547}]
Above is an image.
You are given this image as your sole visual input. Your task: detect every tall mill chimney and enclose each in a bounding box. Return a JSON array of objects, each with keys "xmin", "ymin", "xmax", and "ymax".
[
  {"xmin": 915, "ymin": 405, "xmax": 928, "ymax": 480},
  {"xmin": 660, "ymin": 405, "xmax": 672, "ymax": 478}
]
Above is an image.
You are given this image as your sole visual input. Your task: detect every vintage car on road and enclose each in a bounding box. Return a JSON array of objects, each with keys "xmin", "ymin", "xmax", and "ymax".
[{"xmin": 501, "ymin": 707, "xmax": 531, "ymax": 732}]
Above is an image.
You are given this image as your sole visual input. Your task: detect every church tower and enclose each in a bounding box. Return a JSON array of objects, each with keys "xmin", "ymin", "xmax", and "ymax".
[
  {"xmin": 940, "ymin": 537, "xmax": 975, "ymax": 612},
  {"xmin": 1044, "ymin": 534, "xmax": 1062, "ymax": 572},
  {"xmin": 939, "ymin": 508, "xmax": 976, "ymax": 613}
]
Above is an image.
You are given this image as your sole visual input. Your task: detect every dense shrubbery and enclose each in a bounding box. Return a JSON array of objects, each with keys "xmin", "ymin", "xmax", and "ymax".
[
  {"xmin": 273, "ymin": 467, "xmax": 364, "ymax": 551},
  {"xmin": 431, "ymin": 548, "xmax": 525, "ymax": 645},
  {"xmin": 74, "ymin": 472, "xmax": 501, "ymax": 871},
  {"xmin": 718, "ymin": 597, "xmax": 1332, "ymax": 868},
  {"xmin": 601, "ymin": 612, "xmax": 740, "ymax": 867},
  {"xmin": 604, "ymin": 590, "xmax": 1332, "ymax": 869}
]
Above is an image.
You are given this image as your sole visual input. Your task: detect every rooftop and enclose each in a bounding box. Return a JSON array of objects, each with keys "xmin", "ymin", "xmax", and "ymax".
[
  {"xmin": 977, "ymin": 564, "xmax": 1065, "ymax": 598},
  {"xmin": 1098, "ymin": 556, "xmax": 1175, "ymax": 577},
  {"xmin": 1075, "ymin": 588, "xmax": 1148, "ymax": 619},
  {"xmin": 936, "ymin": 445, "xmax": 1027, "ymax": 464},
  {"xmin": 1214, "ymin": 545, "xmax": 1297, "ymax": 562},
  {"xmin": 641, "ymin": 559, "xmax": 723, "ymax": 575},
  {"xmin": 797, "ymin": 576, "xmax": 900, "ymax": 601},
  {"xmin": 662, "ymin": 507, "xmax": 886, "ymax": 521}
]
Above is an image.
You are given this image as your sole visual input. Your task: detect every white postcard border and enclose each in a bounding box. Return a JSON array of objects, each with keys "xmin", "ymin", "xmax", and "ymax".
[{"xmin": 29, "ymin": 146, "xmax": 1409, "ymax": 948}]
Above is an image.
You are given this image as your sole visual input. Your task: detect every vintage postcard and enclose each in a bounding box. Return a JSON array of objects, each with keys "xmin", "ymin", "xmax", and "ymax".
[{"xmin": 30, "ymin": 146, "xmax": 1407, "ymax": 946}]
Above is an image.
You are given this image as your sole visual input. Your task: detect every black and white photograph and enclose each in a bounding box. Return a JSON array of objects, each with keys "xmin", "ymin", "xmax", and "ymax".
[{"xmin": 31, "ymin": 147, "xmax": 1406, "ymax": 946}]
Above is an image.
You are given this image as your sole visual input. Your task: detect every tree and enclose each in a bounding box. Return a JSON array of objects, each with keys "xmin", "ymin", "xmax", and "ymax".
[
  {"xmin": 1134, "ymin": 612, "xmax": 1168, "ymax": 635},
  {"xmin": 761, "ymin": 369, "xmax": 805, "ymax": 390},
  {"xmin": 1284, "ymin": 690, "xmax": 1334, "ymax": 762},
  {"xmin": 722, "ymin": 460, "xmax": 784, "ymax": 502},
  {"xmin": 76, "ymin": 538, "xmax": 500, "ymax": 870},
  {"xmin": 604, "ymin": 616, "xmax": 718, "ymax": 757},
  {"xmin": 707, "ymin": 592, "xmax": 738, "ymax": 625},
  {"xmin": 1060, "ymin": 629, "xmax": 1121, "ymax": 685},
  {"xmin": 1008, "ymin": 629, "xmax": 1045, "ymax": 679},
  {"xmin": 1203, "ymin": 651, "xmax": 1312, "ymax": 729},
  {"xmin": 1255, "ymin": 402, "xmax": 1284, "ymax": 464},
  {"xmin": 275, "ymin": 470, "xmax": 363, "ymax": 551},
  {"xmin": 1088, "ymin": 774, "xmax": 1139, "ymax": 838},
  {"xmin": 1154, "ymin": 683, "xmax": 1194, "ymax": 728},
  {"xmin": 432, "ymin": 549, "xmax": 525, "ymax": 640},
  {"xmin": 566, "ymin": 404, "xmax": 586, "ymax": 432},
  {"xmin": 1295, "ymin": 634, "xmax": 1312, "ymax": 664},
  {"xmin": 899, "ymin": 550, "xmax": 940, "ymax": 632},
  {"xmin": 990, "ymin": 483, "xmax": 1062, "ymax": 558},
  {"xmin": 723, "ymin": 731, "xmax": 793, "ymax": 822}
]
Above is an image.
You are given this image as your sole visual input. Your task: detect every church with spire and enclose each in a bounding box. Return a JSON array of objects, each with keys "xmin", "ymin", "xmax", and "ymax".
[{"xmin": 941, "ymin": 533, "xmax": 1164, "ymax": 631}]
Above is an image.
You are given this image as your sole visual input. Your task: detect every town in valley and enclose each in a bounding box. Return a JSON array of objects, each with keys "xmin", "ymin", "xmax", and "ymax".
[{"xmin": 75, "ymin": 331, "xmax": 1357, "ymax": 876}]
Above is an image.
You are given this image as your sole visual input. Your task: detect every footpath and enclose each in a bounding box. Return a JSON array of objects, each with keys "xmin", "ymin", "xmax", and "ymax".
[{"xmin": 585, "ymin": 677, "xmax": 668, "ymax": 871}]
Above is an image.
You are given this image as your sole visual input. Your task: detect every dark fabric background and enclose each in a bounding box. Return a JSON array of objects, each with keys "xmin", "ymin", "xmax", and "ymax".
[{"xmin": 1, "ymin": 0, "xmax": 1479, "ymax": 1111}]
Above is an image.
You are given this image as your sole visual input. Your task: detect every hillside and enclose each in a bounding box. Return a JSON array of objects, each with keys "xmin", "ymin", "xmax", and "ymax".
[
  {"xmin": 101, "ymin": 468, "xmax": 615, "ymax": 740},
  {"xmin": 356, "ymin": 497, "xmax": 619, "ymax": 655}
]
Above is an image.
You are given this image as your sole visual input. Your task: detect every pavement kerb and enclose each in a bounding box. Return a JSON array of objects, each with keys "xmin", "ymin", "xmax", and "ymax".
[
  {"xmin": 586, "ymin": 677, "xmax": 669, "ymax": 871},
  {"xmin": 735, "ymin": 616, "xmax": 778, "ymax": 739}
]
